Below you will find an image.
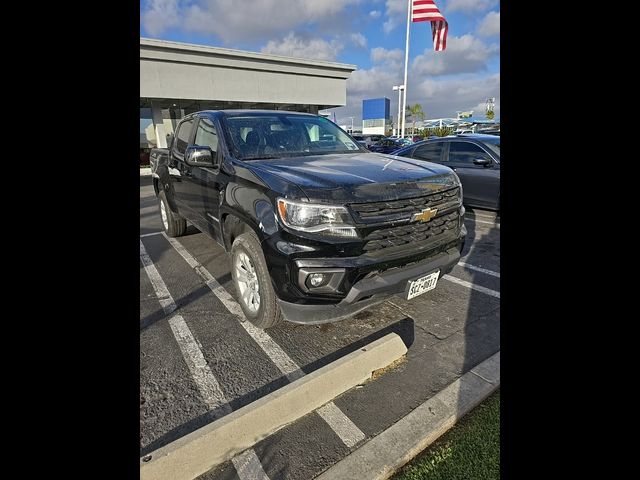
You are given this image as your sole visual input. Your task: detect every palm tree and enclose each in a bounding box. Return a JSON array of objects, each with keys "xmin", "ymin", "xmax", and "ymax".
[{"xmin": 406, "ymin": 104, "xmax": 425, "ymax": 135}]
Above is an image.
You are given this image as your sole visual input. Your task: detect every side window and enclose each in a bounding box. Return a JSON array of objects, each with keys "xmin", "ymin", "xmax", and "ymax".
[
  {"xmin": 175, "ymin": 118, "xmax": 195, "ymax": 155},
  {"xmin": 448, "ymin": 142, "xmax": 491, "ymax": 165},
  {"xmin": 413, "ymin": 143, "xmax": 444, "ymax": 162},
  {"xmin": 194, "ymin": 117, "xmax": 218, "ymax": 153}
]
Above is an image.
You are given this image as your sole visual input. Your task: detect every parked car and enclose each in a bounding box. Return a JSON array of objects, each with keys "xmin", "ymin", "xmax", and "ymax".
[
  {"xmin": 150, "ymin": 110, "xmax": 466, "ymax": 328},
  {"xmin": 351, "ymin": 134, "xmax": 383, "ymax": 148},
  {"xmin": 350, "ymin": 134, "xmax": 369, "ymax": 148},
  {"xmin": 368, "ymin": 137, "xmax": 413, "ymax": 154},
  {"xmin": 393, "ymin": 134, "xmax": 500, "ymax": 210},
  {"xmin": 477, "ymin": 128, "xmax": 500, "ymax": 136}
]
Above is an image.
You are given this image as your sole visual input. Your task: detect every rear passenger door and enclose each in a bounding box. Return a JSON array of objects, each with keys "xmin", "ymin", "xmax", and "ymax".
[
  {"xmin": 445, "ymin": 141, "xmax": 499, "ymax": 208},
  {"xmin": 185, "ymin": 115, "xmax": 225, "ymax": 240},
  {"xmin": 170, "ymin": 117, "xmax": 196, "ymax": 212}
]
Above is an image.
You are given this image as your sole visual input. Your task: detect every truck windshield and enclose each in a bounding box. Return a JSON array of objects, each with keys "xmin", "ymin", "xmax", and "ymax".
[{"xmin": 221, "ymin": 113, "xmax": 365, "ymax": 160}]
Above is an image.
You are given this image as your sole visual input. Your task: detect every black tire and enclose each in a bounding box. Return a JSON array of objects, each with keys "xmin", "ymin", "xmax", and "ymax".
[
  {"xmin": 231, "ymin": 231, "xmax": 283, "ymax": 329},
  {"xmin": 158, "ymin": 189, "xmax": 187, "ymax": 237}
]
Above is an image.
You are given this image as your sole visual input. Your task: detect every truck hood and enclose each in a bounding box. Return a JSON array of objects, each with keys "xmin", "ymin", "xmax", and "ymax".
[{"xmin": 246, "ymin": 152, "xmax": 459, "ymax": 203}]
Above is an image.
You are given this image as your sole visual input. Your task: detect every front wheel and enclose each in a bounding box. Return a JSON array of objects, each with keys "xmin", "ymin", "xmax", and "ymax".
[{"xmin": 231, "ymin": 231, "xmax": 283, "ymax": 329}]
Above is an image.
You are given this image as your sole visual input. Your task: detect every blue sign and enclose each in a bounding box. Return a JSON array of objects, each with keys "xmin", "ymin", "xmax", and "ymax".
[{"xmin": 363, "ymin": 98, "xmax": 390, "ymax": 120}]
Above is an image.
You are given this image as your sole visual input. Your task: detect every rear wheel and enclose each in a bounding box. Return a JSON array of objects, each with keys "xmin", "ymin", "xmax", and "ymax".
[
  {"xmin": 231, "ymin": 231, "xmax": 283, "ymax": 329},
  {"xmin": 158, "ymin": 189, "xmax": 186, "ymax": 237}
]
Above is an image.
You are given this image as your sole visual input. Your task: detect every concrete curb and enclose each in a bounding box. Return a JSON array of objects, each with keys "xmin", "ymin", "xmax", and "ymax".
[
  {"xmin": 140, "ymin": 167, "xmax": 152, "ymax": 176},
  {"xmin": 140, "ymin": 332, "xmax": 408, "ymax": 480},
  {"xmin": 315, "ymin": 350, "xmax": 500, "ymax": 480}
]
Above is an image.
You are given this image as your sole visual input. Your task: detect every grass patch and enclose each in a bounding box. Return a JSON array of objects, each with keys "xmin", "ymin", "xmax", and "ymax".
[{"xmin": 393, "ymin": 389, "xmax": 500, "ymax": 480}]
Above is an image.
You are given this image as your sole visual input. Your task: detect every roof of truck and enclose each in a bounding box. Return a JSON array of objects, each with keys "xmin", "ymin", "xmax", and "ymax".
[{"xmin": 196, "ymin": 110, "xmax": 318, "ymax": 116}]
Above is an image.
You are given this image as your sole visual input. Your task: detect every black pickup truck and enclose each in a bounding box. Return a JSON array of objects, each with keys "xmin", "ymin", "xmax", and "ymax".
[{"xmin": 150, "ymin": 110, "xmax": 466, "ymax": 328}]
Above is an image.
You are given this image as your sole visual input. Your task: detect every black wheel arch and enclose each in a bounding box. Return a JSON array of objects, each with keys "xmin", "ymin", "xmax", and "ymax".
[{"xmin": 221, "ymin": 212, "xmax": 261, "ymax": 252}]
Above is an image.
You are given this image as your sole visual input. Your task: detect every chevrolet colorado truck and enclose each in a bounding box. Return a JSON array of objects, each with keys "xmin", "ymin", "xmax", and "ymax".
[{"xmin": 150, "ymin": 110, "xmax": 466, "ymax": 328}]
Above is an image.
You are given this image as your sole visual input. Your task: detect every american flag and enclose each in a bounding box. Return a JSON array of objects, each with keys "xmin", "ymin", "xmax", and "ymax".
[{"xmin": 412, "ymin": 0, "xmax": 448, "ymax": 51}]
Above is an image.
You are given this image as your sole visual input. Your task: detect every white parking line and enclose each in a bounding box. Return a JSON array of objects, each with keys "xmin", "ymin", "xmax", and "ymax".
[
  {"xmin": 168, "ymin": 315, "xmax": 232, "ymax": 416},
  {"xmin": 162, "ymin": 233, "xmax": 366, "ymax": 451},
  {"xmin": 164, "ymin": 234, "xmax": 304, "ymax": 382},
  {"xmin": 442, "ymin": 274, "xmax": 500, "ymax": 298},
  {"xmin": 140, "ymin": 239, "xmax": 265, "ymax": 480},
  {"xmin": 140, "ymin": 231, "xmax": 164, "ymax": 238},
  {"xmin": 231, "ymin": 449, "xmax": 270, "ymax": 480},
  {"xmin": 465, "ymin": 218, "xmax": 500, "ymax": 226},
  {"xmin": 140, "ymin": 240, "xmax": 175, "ymax": 315},
  {"xmin": 316, "ymin": 403, "xmax": 366, "ymax": 448},
  {"xmin": 457, "ymin": 262, "xmax": 500, "ymax": 278},
  {"xmin": 467, "ymin": 211, "xmax": 498, "ymax": 220},
  {"xmin": 140, "ymin": 240, "xmax": 230, "ymax": 414}
]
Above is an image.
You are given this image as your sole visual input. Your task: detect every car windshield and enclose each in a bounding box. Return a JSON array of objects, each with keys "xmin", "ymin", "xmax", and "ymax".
[
  {"xmin": 222, "ymin": 113, "xmax": 364, "ymax": 160},
  {"xmin": 482, "ymin": 137, "xmax": 500, "ymax": 159}
]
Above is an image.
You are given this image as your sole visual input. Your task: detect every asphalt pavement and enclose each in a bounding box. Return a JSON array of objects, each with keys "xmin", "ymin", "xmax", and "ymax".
[{"xmin": 139, "ymin": 176, "xmax": 500, "ymax": 479}]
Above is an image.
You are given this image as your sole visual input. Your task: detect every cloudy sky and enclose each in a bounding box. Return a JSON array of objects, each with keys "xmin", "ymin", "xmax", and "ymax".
[{"xmin": 140, "ymin": 0, "xmax": 500, "ymax": 127}]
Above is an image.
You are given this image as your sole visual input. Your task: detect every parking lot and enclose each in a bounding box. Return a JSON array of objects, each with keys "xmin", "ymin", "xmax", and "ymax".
[{"xmin": 139, "ymin": 175, "xmax": 500, "ymax": 479}]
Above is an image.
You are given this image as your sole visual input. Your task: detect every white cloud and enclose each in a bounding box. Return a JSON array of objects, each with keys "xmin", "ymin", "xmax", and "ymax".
[
  {"xmin": 348, "ymin": 67, "xmax": 401, "ymax": 96},
  {"xmin": 477, "ymin": 11, "xmax": 500, "ymax": 37},
  {"xmin": 446, "ymin": 0, "xmax": 499, "ymax": 14},
  {"xmin": 141, "ymin": 0, "xmax": 180, "ymax": 37},
  {"xmin": 369, "ymin": 10, "xmax": 381, "ymax": 18},
  {"xmin": 351, "ymin": 33, "xmax": 368, "ymax": 48},
  {"xmin": 329, "ymin": 65, "xmax": 499, "ymax": 126},
  {"xmin": 261, "ymin": 32, "xmax": 343, "ymax": 61},
  {"xmin": 141, "ymin": 0, "xmax": 362, "ymax": 43},
  {"xmin": 411, "ymin": 73, "xmax": 500, "ymax": 118},
  {"xmin": 411, "ymin": 34, "xmax": 498, "ymax": 76},
  {"xmin": 382, "ymin": 0, "xmax": 407, "ymax": 34},
  {"xmin": 371, "ymin": 47, "xmax": 404, "ymax": 67}
]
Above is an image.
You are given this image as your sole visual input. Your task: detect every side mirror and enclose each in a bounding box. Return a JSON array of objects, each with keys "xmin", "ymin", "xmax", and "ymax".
[
  {"xmin": 473, "ymin": 158, "xmax": 492, "ymax": 167},
  {"xmin": 185, "ymin": 146, "xmax": 214, "ymax": 167}
]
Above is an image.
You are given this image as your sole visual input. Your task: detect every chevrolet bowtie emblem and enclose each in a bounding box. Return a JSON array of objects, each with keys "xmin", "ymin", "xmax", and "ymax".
[{"xmin": 412, "ymin": 207, "xmax": 438, "ymax": 223}]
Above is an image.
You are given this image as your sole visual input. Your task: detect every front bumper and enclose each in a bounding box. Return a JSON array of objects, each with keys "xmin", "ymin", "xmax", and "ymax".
[{"xmin": 277, "ymin": 244, "xmax": 462, "ymax": 324}]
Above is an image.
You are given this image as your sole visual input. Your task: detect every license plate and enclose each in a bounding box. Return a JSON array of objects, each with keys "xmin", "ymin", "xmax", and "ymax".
[{"xmin": 406, "ymin": 270, "xmax": 440, "ymax": 300}]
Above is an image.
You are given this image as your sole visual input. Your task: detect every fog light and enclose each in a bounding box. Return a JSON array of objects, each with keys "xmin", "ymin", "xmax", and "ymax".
[
  {"xmin": 298, "ymin": 268, "xmax": 345, "ymax": 293},
  {"xmin": 308, "ymin": 273, "xmax": 325, "ymax": 287}
]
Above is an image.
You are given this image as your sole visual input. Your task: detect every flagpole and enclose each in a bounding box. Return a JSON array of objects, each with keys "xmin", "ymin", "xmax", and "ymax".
[{"xmin": 401, "ymin": 0, "xmax": 411, "ymax": 138}]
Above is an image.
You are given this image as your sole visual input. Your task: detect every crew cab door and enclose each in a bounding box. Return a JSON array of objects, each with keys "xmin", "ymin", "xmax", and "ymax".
[
  {"xmin": 444, "ymin": 141, "xmax": 500, "ymax": 208},
  {"xmin": 182, "ymin": 115, "xmax": 225, "ymax": 241},
  {"xmin": 169, "ymin": 117, "xmax": 197, "ymax": 213}
]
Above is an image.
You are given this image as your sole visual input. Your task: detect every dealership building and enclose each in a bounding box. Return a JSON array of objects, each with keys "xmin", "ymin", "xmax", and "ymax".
[
  {"xmin": 140, "ymin": 38, "xmax": 356, "ymax": 149},
  {"xmin": 362, "ymin": 97, "xmax": 391, "ymax": 136}
]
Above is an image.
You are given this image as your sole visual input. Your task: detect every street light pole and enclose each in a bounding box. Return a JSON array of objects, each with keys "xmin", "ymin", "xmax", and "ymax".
[
  {"xmin": 349, "ymin": 116, "xmax": 354, "ymax": 133},
  {"xmin": 393, "ymin": 85, "xmax": 404, "ymax": 136}
]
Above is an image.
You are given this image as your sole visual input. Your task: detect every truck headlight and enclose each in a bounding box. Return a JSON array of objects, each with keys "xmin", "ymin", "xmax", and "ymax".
[
  {"xmin": 451, "ymin": 173, "xmax": 463, "ymax": 204},
  {"xmin": 277, "ymin": 198, "xmax": 357, "ymax": 238}
]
